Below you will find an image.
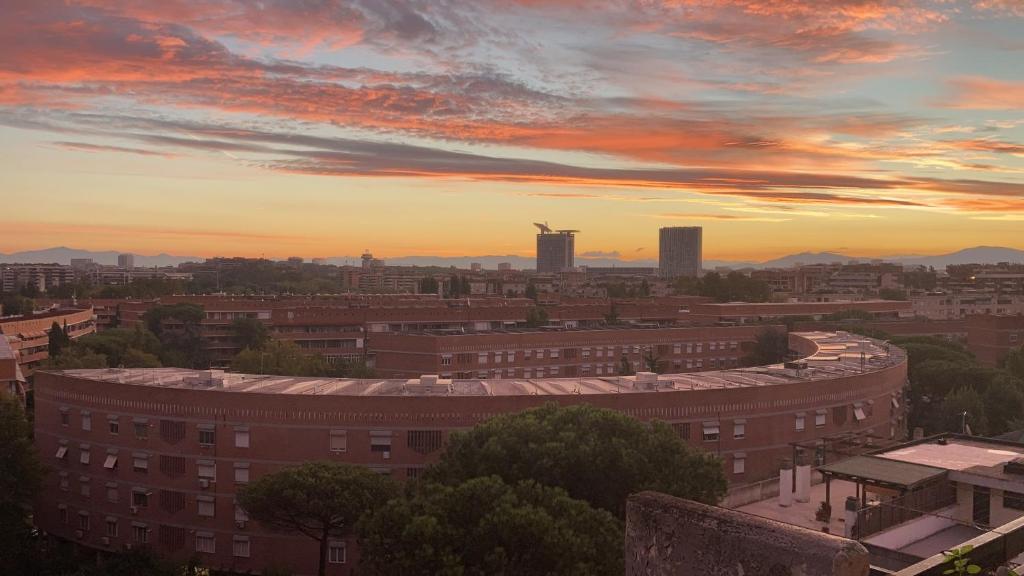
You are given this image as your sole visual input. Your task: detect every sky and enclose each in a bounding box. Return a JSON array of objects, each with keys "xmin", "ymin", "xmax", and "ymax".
[{"xmin": 1, "ymin": 0, "xmax": 1023, "ymax": 262}]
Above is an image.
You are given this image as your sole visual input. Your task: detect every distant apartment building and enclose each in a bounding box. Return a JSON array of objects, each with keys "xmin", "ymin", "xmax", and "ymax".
[
  {"xmin": 536, "ymin": 230, "xmax": 575, "ymax": 273},
  {"xmin": 0, "ymin": 336, "xmax": 22, "ymax": 396},
  {"xmin": 659, "ymin": 227, "xmax": 702, "ymax": 278},
  {"xmin": 117, "ymin": 253, "xmax": 134, "ymax": 269},
  {"xmin": 912, "ymin": 292, "xmax": 1024, "ymax": 320},
  {"xmin": 685, "ymin": 300, "xmax": 912, "ymax": 325},
  {"xmin": 967, "ymin": 314, "xmax": 1024, "ymax": 366},
  {"xmin": 1, "ymin": 263, "xmax": 76, "ymax": 293},
  {"xmin": 370, "ymin": 325, "xmax": 771, "ymax": 379}
]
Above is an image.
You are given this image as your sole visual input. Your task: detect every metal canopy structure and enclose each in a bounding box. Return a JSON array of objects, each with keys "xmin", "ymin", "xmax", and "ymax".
[{"xmin": 819, "ymin": 455, "xmax": 947, "ymax": 492}]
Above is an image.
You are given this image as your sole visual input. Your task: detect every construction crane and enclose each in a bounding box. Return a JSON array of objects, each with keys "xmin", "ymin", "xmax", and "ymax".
[{"xmin": 533, "ymin": 222, "xmax": 552, "ymax": 234}]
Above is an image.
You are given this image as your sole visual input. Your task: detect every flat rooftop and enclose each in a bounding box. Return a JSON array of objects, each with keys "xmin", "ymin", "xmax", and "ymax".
[
  {"xmin": 878, "ymin": 437, "xmax": 1024, "ymax": 473},
  {"xmin": 48, "ymin": 331, "xmax": 904, "ymax": 397}
]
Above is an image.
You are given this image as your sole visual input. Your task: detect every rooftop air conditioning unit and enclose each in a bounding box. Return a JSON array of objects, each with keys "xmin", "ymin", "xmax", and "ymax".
[{"xmin": 634, "ymin": 372, "xmax": 658, "ymax": 390}]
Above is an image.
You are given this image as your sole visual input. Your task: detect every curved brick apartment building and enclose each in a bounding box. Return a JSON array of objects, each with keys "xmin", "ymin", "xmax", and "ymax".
[{"xmin": 33, "ymin": 331, "xmax": 907, "ymax": 575}]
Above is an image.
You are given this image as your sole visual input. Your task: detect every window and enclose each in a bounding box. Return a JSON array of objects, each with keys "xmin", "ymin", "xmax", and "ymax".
[
  {"xmin": 702, "ymin": 422, "xmax": 720, "ymax": 442},
  {"xmin": 407, "ymin": 430, "xmax": 443, "ymax": 454},
  {"xmin": 235, "ymin": 502, "xmax": 249, "ymax": 523},
  {"xmin": 733, "ymin": 454, "xmax": 746, "ymax": 475},
  {"xmin": 815, "ymin": 410, "xmax": 827, "ymax": 427},
  {"xmin": 197, "ymin": 460, "xmax": 216, "ymax": 480},
  {"xmin": 56, "ymin": 444, "xmax": 68, "ymax": 460},
  {"xmin": 234, "ymin": 463, "xmax": 250, "ymax": 484},
  {"xmin": 132, "ymin": 453, "xmax": 149, "ymax": 473},
  {"xmin": 132, "ymin": 488, "xmax": 149, "ymax": 508},
  {"xmin": 1005, "ymin": 491, "xmax": 1024, "ymax": 511},
  {"xmin": 441, "ymin": 355, "xmax": 452, "ymax": 366},
  {"xmin": 197, "ymin": 495, "xmax": 215, "ymax": 517},
  {"xmin": 60, "ymin": 409, "xmax": 70, "ymax": 426},
  {"xmin": 477, "ymin": 352, "xmax": 488, "ymax": 364},
  {"xmin": 328, "ymin": 541, "xmax": 347, "ymax": 564},
  {"xmin": 80, "ymin": 445, "xmax": 91, "ymax": 465},
  {"xmin": 106, "ymin": 483, "xmax": 119, "ymax": 503},
  {"xmin": 198, "ymin": 426, "xmax": 216, "ymax": 446},
  {"xmin": 104, "ymin": 452, "xmax": 118, "ymax": 470},
  {"xmin": 78, "ymin": 512, "xmax": 90, "ymax": 531},
  {"xmin": 233, "ymin": 536, "xmax": 250, "ymax": 558},
  {"xmin": 833, "ymin": 405, "xmax": 848, "ymax": 426},
  {"xmin": 80, "ymin": 476, "xmax": 91, "ymax": 498},
  {"xmin": 132, "ymin": 524, "xmax": 149, "ymax": 543},
  {"xmin": 108, "ymin": 417, "xmax": 119, "ymax": 435},
  {"xmin": 105, "ymin": 518, "xmax": 118, "ymax": 537},
  {"xmin": 234, "ymin": 427, "xmax": 250, "ymax": 448},
  {"xmin": 733, "ymin": 420, "xmax": 746, "ymax": 440},
  {"xmin": 133, "ymin": 419, "xmax": 149, "ymax": 439},
  {"xmin": 59, "ymin": 505, "xmax": 68, "ymax": 524},
  {"xmin": 59, "ymin": 472, "xmax": 69, "ymax": 491},
  {"xmin": 330, "ymin": 430, "xmax": 347, "ymax": 452},
  {"xmin": 370, "ymin": 431, "xmax": 392, "ymax": 454},
  {"xmin": 795, "ymin": 413, "xmax": 806, "ymax": 432},
  {"xmin": 81, "ymin": 411, "xmax": 91, "ymax": 431},
  {"xmin": 672, "ymin": 422, "xmax": 691, "ymax": 439}
]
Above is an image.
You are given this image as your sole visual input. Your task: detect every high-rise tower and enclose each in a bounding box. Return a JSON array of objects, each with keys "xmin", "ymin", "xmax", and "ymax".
[{"xmin": 659, "ymin": 227, "xmax": 702, "ymax": 277}]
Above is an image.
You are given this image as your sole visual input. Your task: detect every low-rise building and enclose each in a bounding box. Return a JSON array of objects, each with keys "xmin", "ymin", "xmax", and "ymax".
[{"xmin": 967, "ymin": 314, "xmax": 1024, "ymax": 366}]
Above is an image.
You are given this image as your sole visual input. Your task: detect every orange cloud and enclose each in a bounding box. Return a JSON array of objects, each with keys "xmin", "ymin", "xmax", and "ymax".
[{"xmin": 941, "ymin": 77, "xmax": 1024, "ymax": 110}]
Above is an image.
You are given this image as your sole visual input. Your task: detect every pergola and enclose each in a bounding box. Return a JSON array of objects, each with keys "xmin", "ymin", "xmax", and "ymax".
[{"xmin": 818, "ymin": 455, "xmax": 947, "ymax": 508}]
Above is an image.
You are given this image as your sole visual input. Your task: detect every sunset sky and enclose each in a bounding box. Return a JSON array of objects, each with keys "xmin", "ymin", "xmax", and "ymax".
[{"xmin": 2, "ymin": 0, "xmax": 1023, "ymax": 262}]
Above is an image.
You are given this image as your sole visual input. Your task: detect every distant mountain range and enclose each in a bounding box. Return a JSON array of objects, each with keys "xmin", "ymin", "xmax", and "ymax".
[{"xmin": 2, "ymin": 245, "xmax": 1023, "ymax": 270}]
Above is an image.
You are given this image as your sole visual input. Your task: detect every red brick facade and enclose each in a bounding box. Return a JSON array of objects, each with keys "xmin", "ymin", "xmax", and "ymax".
[{"xmin": 33, "ymin": 331, "xmax": 908, "ymax": 576}]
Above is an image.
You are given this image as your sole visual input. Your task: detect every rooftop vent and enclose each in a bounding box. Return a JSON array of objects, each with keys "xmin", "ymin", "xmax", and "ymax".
[
  {"xmin": 634, "ymin": 372, "xmax": 658, "ymax": 390},
  {"xmin": 404, "ymin": 375, "xmax": 453, "ymax": 395}
]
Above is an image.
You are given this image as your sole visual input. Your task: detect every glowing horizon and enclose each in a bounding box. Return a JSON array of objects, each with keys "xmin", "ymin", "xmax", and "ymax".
[{"xmin": 2, "ymin": 1, "xmax": 1023, "ymax": 261}]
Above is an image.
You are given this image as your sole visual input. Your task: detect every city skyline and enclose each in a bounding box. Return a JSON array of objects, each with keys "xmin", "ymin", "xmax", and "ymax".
[{"xmin": 2, "ymin": 1, "xmax": 1024, "ymax": 260}]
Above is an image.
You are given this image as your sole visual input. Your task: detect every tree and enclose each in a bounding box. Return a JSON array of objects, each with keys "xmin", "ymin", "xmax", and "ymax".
[
  {"xmin": 524, "ymin": 282, "xmax": 538, "ymax": 301},
  {"xmin": 43, "ymin": 346, "xmax": 108, "ymax": 369},
  {"xmin": 604, "ymin": 303, "xmax": 620, "ymax": 325},
  {"xmin": 419, "ymin": 276, "xmax": 439, "ymax": 295},
  {"xmin": 238, "ymin": 462, "xmax": 397, "ymax": 576},
  {"xmin": 358, "ymin": 476, "xmax": 623, "ymax": 576},
  {"xmin": 0, "ymin": 293, "xmax": 33, "ymax": 317},
  {"xmin": 48, "ymin": 321, "xmax": 71, "ymax": 358},
  {"xmin": 743, "ymin": 327, "xmax": 789, "ymax": 366},
  {"xmin": 0, "ymin": 393, "xmax": 44, "ymax": 575},
  {"xmin": 142, "ymin": 303, "xmax": 208, "ymax": 368},
  {"xmin": 934, "ymin": 387, "xmax": 988, "ymax": 436},
  {"xmin": 983, "ymin": 374, "xmax": 1024, "ymax": 435},
  {"xmin": 1005, "ymin": 347, "xmax": 1024, "ymax": 382},
  {"xmin": 524, "ymin": 307, "xmax": 549, "ymax": 328},
  {"xmin": 878, "ymin": 288, "xmax": 907, "ymax": 301},
  {"xmin": 426, "ymin": 403, "xmax": 726, "ymax": 517},
  {"xmin": 619, "ymin": 354, "xmax": 634, "ymax": 376},
  {"xmin": 231, "ymin": 317, "xmax": 270, "ymax": 351}
]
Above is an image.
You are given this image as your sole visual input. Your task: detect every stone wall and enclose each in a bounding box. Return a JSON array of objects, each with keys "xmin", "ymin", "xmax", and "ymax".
[{"xmin": 626, "ymin": 491, "xmax": 870, "ymax": 576}]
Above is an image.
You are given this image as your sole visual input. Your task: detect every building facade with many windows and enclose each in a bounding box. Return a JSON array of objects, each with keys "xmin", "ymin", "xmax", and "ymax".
[{"xmin": 33, "ymin": 331, "xmax": 907, "ymax": 575}]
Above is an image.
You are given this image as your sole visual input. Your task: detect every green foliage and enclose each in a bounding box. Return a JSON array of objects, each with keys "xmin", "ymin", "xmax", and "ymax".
[
  {"xmin": 936, "ymin": 387, "xmax": 989, "ymax": 436},
  {"xmin": 231, "ymin": 339, "xmax": 375, "ymax": 378},
  {"xmin": 1005, "ymin": 347, "xmax": 1024, "ymax": 381},
  {"xmin": 619, "ymin": 354, "xmax": 634, "ymax": 376},
  {"xmin": 358, "ymin": 476, "xmax": 623, "ymax": 576},
  {"xmin": 44, "ymin": 327, "xmax": 164, "ymax": 370},
  {"xmin": 419, "ymin": 276, "xmax": 440, "ymax": 295},
  {"xmin": 878, "ymin": 288, "xmax": 908, "ymax": 301},
  {"xmin": 743, "ymin": 327, "xmax": 789, "ymax": 366},
  {"xmin": 942, "ymin": 545, "xmax": 982, "ymax": 576},
  {"xmin": 142, "ymin": 303, "xmax": 208, "ymax": 368},
  {"xmin": 426, "ymin": 403, "xmax": 726, "ymax": 517},
  {"xmin": 524, "ymin": 282, "xmax": 538, "ymax": 301},
  {"xmin": 604, "ymin": 303, "xmax": 620, "ymax": 325},
  {"xmin": 674, "ymin": 271, "xmax": 770, "ymax": 303},
  {"xmin": 983, "ymin": 374, "xmax": 1024, "ymax": 435},
  {"xmin": 48, "ymin": 321, "xmax": 71, "ymax": 358},
  {"xmin": 0, "ymin": 393, "xmax": 44, "ymax": 575},
  {"xmin": 823, "ymin": 309, "xmax": 874, "ymax": 322},
  {"xmin": 43, "ymin": 346, "xmax": 109, "ymax": 369},
  {"xmin": 447, "ymin": 275, "xmax": 472, "ymax": 298},
  {"xmin": 238, "ymin": 461, "xmax": 397, "ymax": 576},
  {"xmin": 231, "ymin": 317, "xmax": 271, "ymax": 351},
  {"xmin": 524, "ymin": 307, "xmax": 549, "ymax": 328},
  {"xmin": 0, "ymin": 293, "xmax": 33, "ymax": 316}
]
